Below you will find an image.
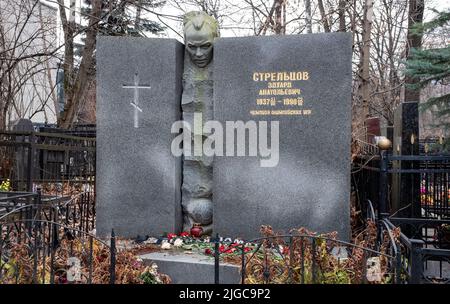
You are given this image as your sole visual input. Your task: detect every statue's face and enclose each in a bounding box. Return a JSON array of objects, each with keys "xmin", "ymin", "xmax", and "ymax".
[{"xmin": 185, "ymin": 26, "xmax": 214, "ymax": 68}]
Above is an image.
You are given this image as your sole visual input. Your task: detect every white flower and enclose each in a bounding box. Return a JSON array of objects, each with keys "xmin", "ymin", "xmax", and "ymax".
[
  {"xmin": 144, "ymin": 237, "xmax": 158, "ymax": 244},
  {"xmin": 150, "ymin": 263, "xmax": 159, "ymax": 275},
  {"xmin": 161, "ymin": 241, "xmax": 171, "ymax": 250},
  {"xmin": 173, "ymin": 238, "xmax": 183, "ymax": 247},
  {"xmin": 366, "ymin": 257, "xmax": 382, "ymax": 282}
]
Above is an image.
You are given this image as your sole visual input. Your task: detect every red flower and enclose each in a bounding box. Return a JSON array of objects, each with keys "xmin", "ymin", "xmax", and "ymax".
[
  {"xmin": 205, "ymin": 248, "xmax": 213, "ymax": 255},
  {"xmin": 281, "ymin": 246, "xmax": 289, "ymax": 255},
  {"xmin": 244, "ymin": 247, "xmax": 252, "ymax": 253},
  {"xmin": 59, "ymin": 276, "xmax": 68, "ymax": 284},
  {"xmin": 219, "ymin": 244, "xmax": 226, "ymax": 253},
  {"xmin": 167, "ymin": 233, "xmax": 177, "ymax": 240},
  {"xmin": 224, "ymin": 247, "xmax": 236, "ymax": 254},
  {"xmin": 180, "ymin": 232, "xmax": 190, "ymax": 237}
]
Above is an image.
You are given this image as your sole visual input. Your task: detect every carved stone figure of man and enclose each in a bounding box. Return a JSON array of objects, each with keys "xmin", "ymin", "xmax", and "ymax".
[
  {"xmin": 181, "ymin": 12, "xmax": 219, "ymax": 235},
  {"xmin": 183, "ymin": 11, "xmax": 219, "ymax": 68}
]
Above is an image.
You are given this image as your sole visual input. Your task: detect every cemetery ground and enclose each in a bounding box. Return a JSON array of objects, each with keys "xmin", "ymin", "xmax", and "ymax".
[{"xmin": 0, "ymin": 129, "xmax": 449, "ymax": 284}]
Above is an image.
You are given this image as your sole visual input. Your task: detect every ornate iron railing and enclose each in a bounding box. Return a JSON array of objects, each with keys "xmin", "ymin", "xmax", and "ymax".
[{"xmin": 0, "ymin": 190, "xmax": 112, "ymax": 284}]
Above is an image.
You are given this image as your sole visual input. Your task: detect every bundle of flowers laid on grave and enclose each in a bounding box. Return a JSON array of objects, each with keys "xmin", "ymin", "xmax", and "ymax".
[
  {"xmin": 140, "ymin": 232, "xmax": 254, "ymax": 257},
  {"xmin": 125, "ymin": 218, "xmax": 402, "ymax": 285},
  {"xmin": 144, "ymin": 220, "xmax": 400, "ymax": 284}
]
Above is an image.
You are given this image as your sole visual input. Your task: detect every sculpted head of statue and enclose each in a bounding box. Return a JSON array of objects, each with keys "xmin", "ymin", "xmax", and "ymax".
[{"xmin": 183, "ymin": 11, "xmax": 219, "ymax": 68}]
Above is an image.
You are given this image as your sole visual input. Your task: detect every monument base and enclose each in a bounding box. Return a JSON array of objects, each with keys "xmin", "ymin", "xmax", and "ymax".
[{"xmin": 140, "ymin": 251, "xmax": 240, "ymax": 284}]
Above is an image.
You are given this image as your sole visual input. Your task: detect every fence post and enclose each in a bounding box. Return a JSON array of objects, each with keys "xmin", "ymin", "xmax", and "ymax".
[
  {"xmin": 36, "ymin": 187, "xmax": 42, "ymax": 218},
  {"xmin": 33, "ymin": 188, "xmax": 43, "ymax": 284},
  {"xmin": 109, "ymin": 229, "xmax": 116, "ymax": 284},
  {"xmin": 395, "ymin": 246, "xmax": 402, "ymax": 284},
  {"xmin": 26, "ymin": 132, "xmax": 34, "ymax": 192},
  {"xmin": 379, "ymin": 150, "xmax": 389, "ymax": 219},
  {"xmin": 214, "ymin": 233, "xmax": 219, "ymax": 284},
  {"xmin": 409, "ymin": 240, "xmax": 424, "ymax": 284},
  {"xmin": 49, "ymin": 206, "xmax": 59, "ymax": 284}
]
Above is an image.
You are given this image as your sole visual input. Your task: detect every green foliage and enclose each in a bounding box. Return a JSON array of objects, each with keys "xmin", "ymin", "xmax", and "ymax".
[
  {"xmin": 82, "ymin": 0, "xmax": 166, "ymax": 37},
  {"xmin": 411, "ymin": 9, "xmax": 450, "ymax": 36},
  {"xmin": 405, "ymin": 9, "xmax": 450, "ymax": 138},
  {"xmin": 140, "ymin": 268, "xmax": 162, "ymax": 284}
]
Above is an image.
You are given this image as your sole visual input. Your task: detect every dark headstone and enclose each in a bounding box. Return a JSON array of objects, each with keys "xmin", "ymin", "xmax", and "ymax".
[
  {"xmin": 12, "ymin": 119, "xmax": 34, "ymax": 191},
  {"xmin": 12, "ymin": 118, "xmax": 34, "ymax": 131},
  {"xmin": 213, "ymin": 33, "xmax": 352, "ymax": 240},
  {"xmin": 96, "ymin": 37, "xmax": 183, "ymax": 238},
  {"xmin": 392, "ymin": 102, "xmax": 420, "ymax": 217}
]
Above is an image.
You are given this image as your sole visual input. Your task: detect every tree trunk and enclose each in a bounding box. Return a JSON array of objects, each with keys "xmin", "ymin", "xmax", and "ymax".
[
  {"xmin": 38, "ymin": 2, "xmax": 58, "ymax": 117},
  {"xmin": 59, "ymin": 0, "xmax": 102, "ymax": 129},
  {"xmin": 57, "ymin": 0, "xmax": 75, "ymax": 126},
  {"xmin": 305, "ymin": 0, "xmax": 312, "ymax": 33},
  {"xmin": 135, "ymin": 0, "xmax": 142, "ymax": 30},
  {"xmin": 338, "ymin": 0, "xmax": 346, "ymax": 32},
  {"xmin": 274, "ymin": 0, "xmax": 283, "ymax": 34},
  {"xmin": 404, "ymin": 0, "xmax": 424, "ymax": 102},
  {"xmin": 318, "ymin": 0, "xmax": 331, "ymax": 32},
  {"xmin": 359, "ymin": 0, "xmax": 373, "ymax": 121}
]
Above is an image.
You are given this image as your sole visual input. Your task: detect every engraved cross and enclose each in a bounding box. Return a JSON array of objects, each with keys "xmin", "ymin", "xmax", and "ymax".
[{"xmin": 122, "ymin": 72, "xmax": 151, "ymax": 128}]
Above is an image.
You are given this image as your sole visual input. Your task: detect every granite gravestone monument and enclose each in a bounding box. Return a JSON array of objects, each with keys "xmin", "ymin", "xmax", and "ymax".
[
  {"xmin": 96, "ymin": 14, "xmax": 353, "ymax": 240},
  {"xmin": 96, "ymin": 37, "xmax": 183, "ymax": 238},
  {"xmin": 213, "ymin": 34, "xmax": 352, "ymax": 240}
]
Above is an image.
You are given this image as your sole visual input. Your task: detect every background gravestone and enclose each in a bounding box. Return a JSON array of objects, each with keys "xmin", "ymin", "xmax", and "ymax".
[
  {"xmin": 213, "ymin": 33, "xmax": 352, "ymax": 240},
  {"xmin": 392, "ymin": 102, "xmax": 420, "ymax": 217},
  {"xmin": 12, "ymin": 118, "xmax": 34, "ymax": 191},
  {"xmin": 96, "ymin": 37, "xmax": 183, "ymax": 238}
]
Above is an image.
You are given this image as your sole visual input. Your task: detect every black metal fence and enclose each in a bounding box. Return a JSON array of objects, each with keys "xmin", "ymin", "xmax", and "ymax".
[
  {"xmin": 381, "ymin": 217, "xmax": 450, "ymax": 284},
  {"xmin": 0, "ymin": 192, "xmax": 412, "ymax": 284},
  {"xmin": 0, "ymin": 130, "xmax": 95, "ymax": 192},
  {"xmin": 355, "ymin": 153, "xmax": 450, "ymax": 221},
  {"xmin": 205, "ymin": 216, "xmax": 401, "ymax": 284},
  {"xmin": 233, "ymin": 236, "xmax": 397, "ymax": 284},
  {"xmin": 352, "ymin": 156, "xmax": 381, "ymax": 221},
  {"xmin": 0, "ymin": 190, "xmax": 114, "ymax": 284},
  {"xmin": 361, "ymin": 151, "xmax": 450, "ymax": 284}
]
